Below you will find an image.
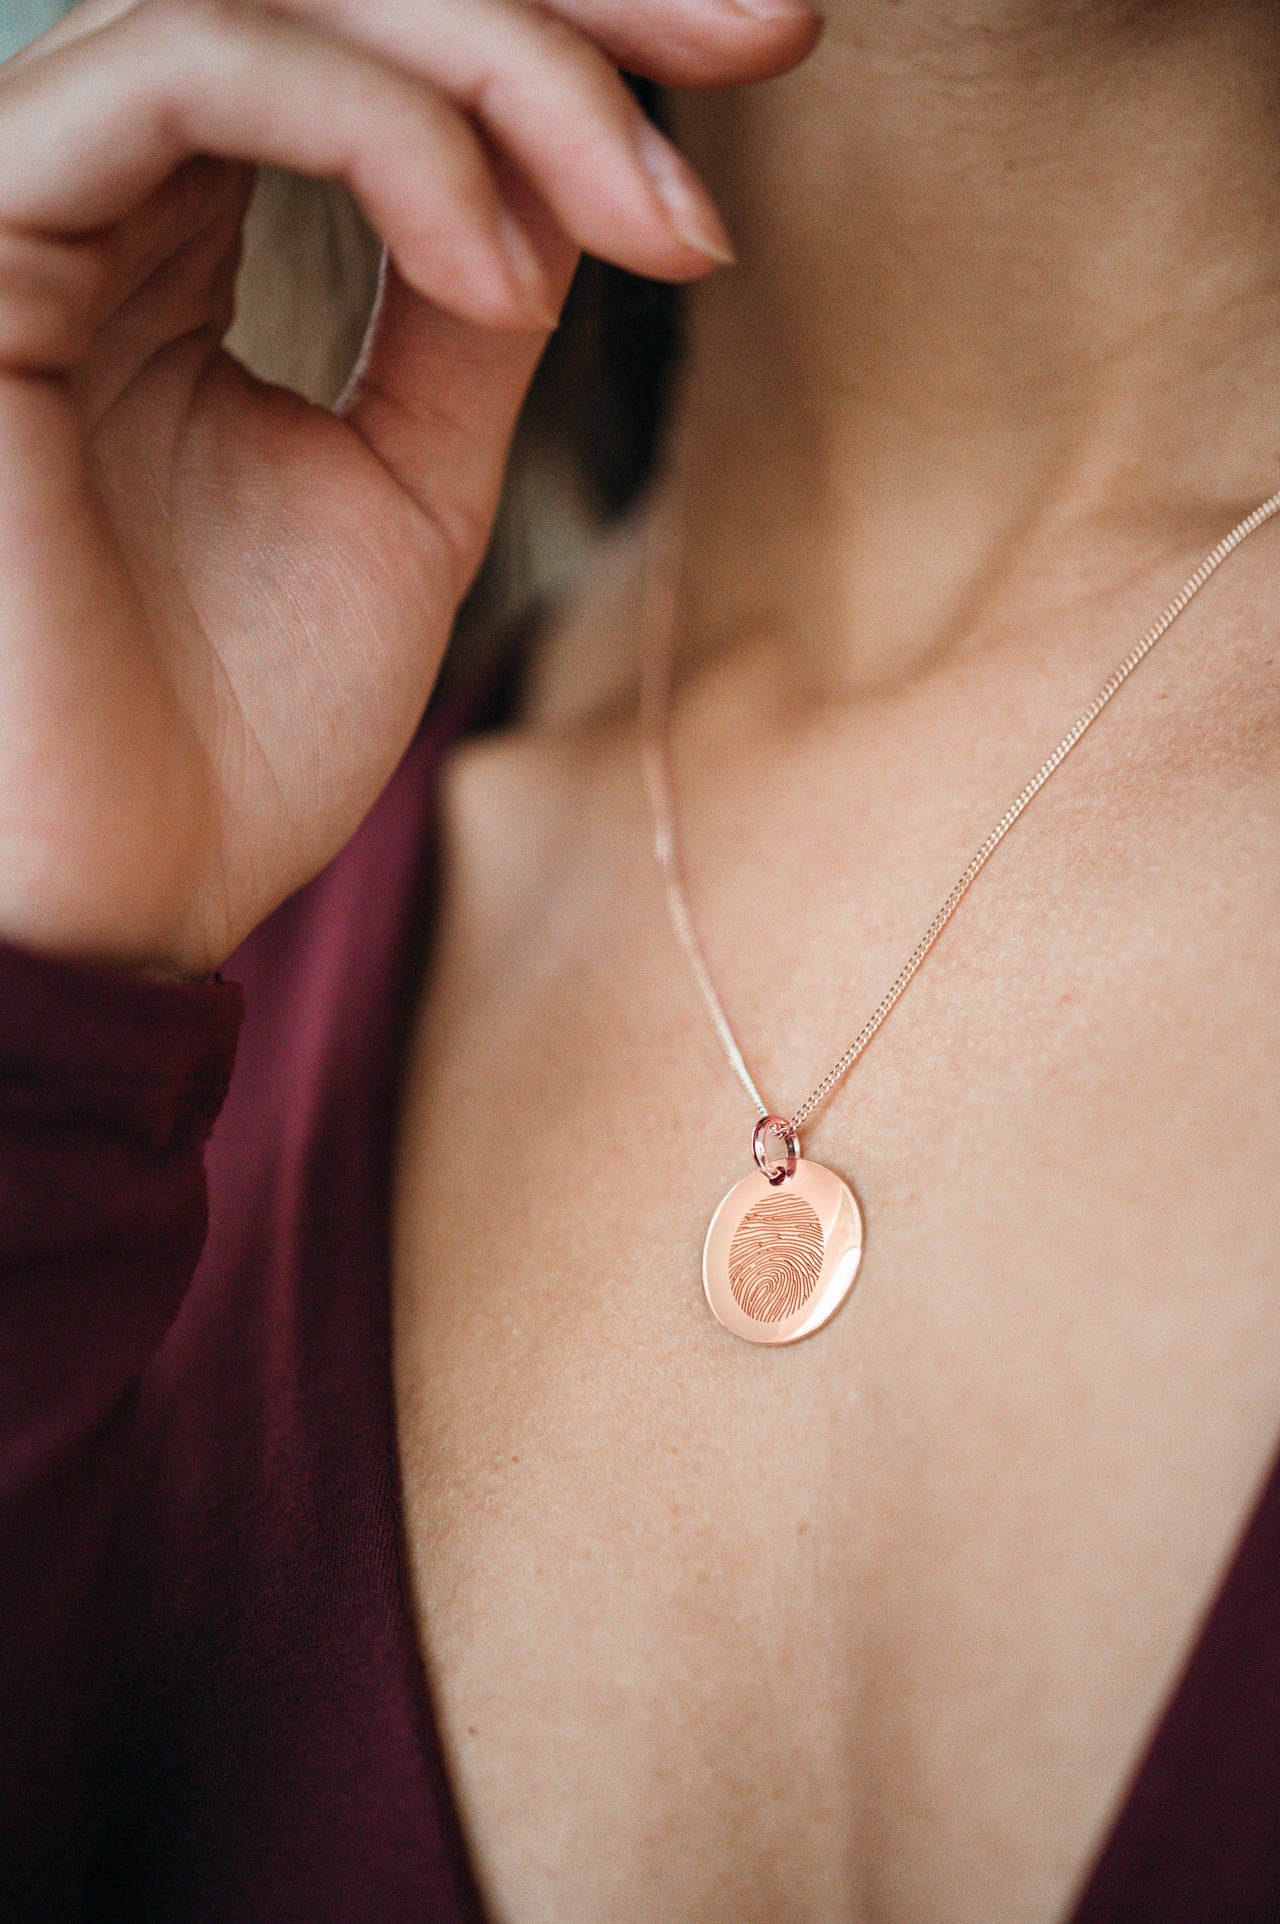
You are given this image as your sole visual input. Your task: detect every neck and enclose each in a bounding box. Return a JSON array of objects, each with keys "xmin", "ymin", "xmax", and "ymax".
[{"xmin": 660, "ymin": 0, "xmax": 1280, "ymax": 693}]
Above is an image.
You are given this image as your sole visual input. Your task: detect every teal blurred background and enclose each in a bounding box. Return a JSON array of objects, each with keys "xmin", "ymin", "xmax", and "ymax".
[{"xmin": 1, "ymin": 1, "xmax": 70, "ymax": 63}]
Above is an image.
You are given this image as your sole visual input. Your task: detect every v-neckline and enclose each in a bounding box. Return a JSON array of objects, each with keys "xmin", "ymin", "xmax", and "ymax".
[{"xmin": 363, "ymin": 677, "xmax": 1280, "ymax": 1924}]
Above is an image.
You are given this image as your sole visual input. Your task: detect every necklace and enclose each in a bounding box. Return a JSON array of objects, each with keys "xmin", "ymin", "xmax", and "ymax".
[{"xmin": 640, "ymin": 489, "xmax": 1280, "ymax": 1345}]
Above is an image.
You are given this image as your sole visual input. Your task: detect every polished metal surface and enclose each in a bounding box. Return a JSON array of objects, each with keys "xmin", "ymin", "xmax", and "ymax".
[
  {"xmin": 752, "ymin": 1114, "xmax": 800, "ymax": 1185},
  {"xmin": 703, "ymin": 1159, "xmax": 863, "ymax": 1346},
  {"xmin": 643, "ymin": 488, "xmax": 1280, "ymax": 1341}
]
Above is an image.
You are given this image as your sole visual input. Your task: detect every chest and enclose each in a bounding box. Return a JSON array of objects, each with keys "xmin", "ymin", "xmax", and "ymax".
[{"xmin": 391, "ymin": 750, "xmax": 1280, "ymax": 1924}]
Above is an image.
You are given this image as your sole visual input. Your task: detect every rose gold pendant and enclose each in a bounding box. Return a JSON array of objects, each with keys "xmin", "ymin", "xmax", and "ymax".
[{"xmin": 702, "ymin": 1118, "xmax": 863, "ymax": 1346}]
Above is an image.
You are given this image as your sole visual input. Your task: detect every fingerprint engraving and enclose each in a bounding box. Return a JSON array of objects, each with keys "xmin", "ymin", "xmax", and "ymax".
[{"xmin": 728, "ymin": 1189, "xmax": 824, "ymax": 1324}]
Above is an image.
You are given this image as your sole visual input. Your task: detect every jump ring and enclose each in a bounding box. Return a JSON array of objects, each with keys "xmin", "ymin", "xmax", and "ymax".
[{"xmin": 752, "ymin": 1115, "xmax": 799, "ymax": 1186}]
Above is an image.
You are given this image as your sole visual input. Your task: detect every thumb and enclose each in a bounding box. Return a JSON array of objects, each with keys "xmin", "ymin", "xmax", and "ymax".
[{"xmin": 343, "ymin": 212, "xmax": 580, "ymax": 603}]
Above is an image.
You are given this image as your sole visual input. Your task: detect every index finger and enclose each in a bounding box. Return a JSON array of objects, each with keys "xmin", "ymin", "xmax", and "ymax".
[
  {"xmin": 546, "ymin": 0, "xmax": 822, "ymax": 88},
  {"xmin": 8, "ymin": 0, "xmax": 822, "ymax": 90}
]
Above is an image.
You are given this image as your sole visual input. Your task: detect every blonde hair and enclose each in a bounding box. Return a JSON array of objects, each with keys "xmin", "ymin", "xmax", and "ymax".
[{"xmin": 226, "ymin": 168, "xmax": 382, "ymax": 408}]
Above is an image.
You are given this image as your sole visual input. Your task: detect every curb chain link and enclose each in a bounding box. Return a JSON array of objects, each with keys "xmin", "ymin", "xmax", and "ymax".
[{"xmin": 640, "ymin": 489, "xmax": 1280, "ymax": 1140}]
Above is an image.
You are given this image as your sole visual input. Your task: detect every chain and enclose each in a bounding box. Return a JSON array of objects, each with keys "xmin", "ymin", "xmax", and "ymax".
[{"xmin": 640, "ymin": 488, "xmax": 1280, "ymax": 1140}]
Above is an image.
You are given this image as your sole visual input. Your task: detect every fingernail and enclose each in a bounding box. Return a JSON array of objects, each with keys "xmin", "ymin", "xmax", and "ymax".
[
  {"xmin": 635, "ymin": 122, "xmax": 736, "ymax": 267},
  {"xmin": 497, "ymin": 212, "xmax": 559, "ymax": 327}
]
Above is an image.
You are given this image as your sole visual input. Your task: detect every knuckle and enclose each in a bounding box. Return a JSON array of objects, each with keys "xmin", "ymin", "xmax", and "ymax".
[
  {"xmin": 128, "ymin": 0, "xmax": 256, "ymax": 147},
  {"xmin": 529, "ymin": 11, "xmax": 616, "ymax": 90},
  {"xmin": 478, "ymin": 6, "xmax": 618, "ymax": 115},
  {"xmin": 0, "ymin": 230, "xmax": 112, "ymax": 371}
]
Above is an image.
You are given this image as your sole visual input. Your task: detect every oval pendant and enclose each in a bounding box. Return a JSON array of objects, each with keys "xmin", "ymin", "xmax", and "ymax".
[{"xmin": 702, "ymin": 1158, "xmax": 863, "ymax": 1346}]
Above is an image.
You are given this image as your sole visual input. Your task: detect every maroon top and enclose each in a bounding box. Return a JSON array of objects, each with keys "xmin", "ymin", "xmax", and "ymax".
[{"xmin": 1, "ymin": 690, "xmax": 1278, "ymax": 1922}]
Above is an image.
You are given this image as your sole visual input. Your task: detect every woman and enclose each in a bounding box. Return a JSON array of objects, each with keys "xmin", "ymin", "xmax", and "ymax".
[{"xmin": 1, "ymin": 0, "xmax": 1278, "ymax": 1917}]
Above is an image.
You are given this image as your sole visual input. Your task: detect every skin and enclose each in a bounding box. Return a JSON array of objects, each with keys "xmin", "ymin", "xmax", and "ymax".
[
  {"xmin": 393, "ymin": 1, "xmax": 1280, "ymax": 1919},
  {"xmin": 0, "ymin": 0, "xmax": 812, "ymax": 969},
  {"xmin": 2, "ymin": 0, "xmax": 1277, "ymax": 1919}
]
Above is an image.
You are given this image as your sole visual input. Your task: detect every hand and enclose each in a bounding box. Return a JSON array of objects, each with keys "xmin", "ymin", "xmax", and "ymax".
[{"xmin": 0, "ymin": 0, "xmax": 818, "ymax": 973}]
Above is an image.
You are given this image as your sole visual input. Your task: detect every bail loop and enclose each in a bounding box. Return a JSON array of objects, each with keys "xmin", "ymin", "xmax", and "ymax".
[{"xmin": 752, "ymin": 1115, "xmax": 800, "ymax": 1186}]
